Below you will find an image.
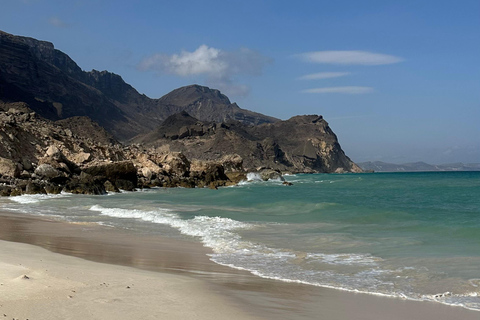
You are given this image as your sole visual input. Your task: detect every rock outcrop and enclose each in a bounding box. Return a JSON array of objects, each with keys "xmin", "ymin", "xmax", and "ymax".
[
  {"xmin": 134, "ymin": 113, "xmax": 362, "ymax": 173},
  {"xmin": 0, "ymin": 102, "xmax": 240, "ymax": 195}
]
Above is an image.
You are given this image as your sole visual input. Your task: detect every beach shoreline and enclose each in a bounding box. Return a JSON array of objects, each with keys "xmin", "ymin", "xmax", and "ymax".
[{"xmin": 1, "ymin": 211, "xmax": 479, "ymax": 320}]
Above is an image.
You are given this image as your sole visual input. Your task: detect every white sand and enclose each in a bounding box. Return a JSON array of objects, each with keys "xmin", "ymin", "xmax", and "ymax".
[
  {"xmin": 1, "ymin": 213, "xmax": 480, "ymax": 320},
  {"xmin": 0, "ymin": 239, "xmax": 261, "ymax": 320}
]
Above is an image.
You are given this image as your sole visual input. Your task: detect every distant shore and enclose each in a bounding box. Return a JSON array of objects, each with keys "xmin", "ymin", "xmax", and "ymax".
[{"xmin": 1, "ymin": 211, "xmax": 479, "ymax": 320}]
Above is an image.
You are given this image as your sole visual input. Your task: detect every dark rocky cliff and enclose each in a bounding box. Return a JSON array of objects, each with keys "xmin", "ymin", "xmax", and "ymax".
[
  {"xmin": 135, "ymin": 113, "xmax": 362, "ymax": 173},
  {"xmin": 0, "ymin": 30, "xmax": 135, "ymax": 138},
  {"xmin": 0, "ymin": 31, "xmax": 277, "ymax": 140}
]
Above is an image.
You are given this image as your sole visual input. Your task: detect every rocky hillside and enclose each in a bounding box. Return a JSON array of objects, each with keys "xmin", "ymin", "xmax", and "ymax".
[
  {"xmin": 0, "ymin": 101, "xmax": 244, "ymax": 196},
  {"xmin": 134, "ymin": 112, "xmax": 362, "ymax": 173},
  {"xmin": 0, "ymin": 30, "xmax": 277, "ymax": 141}
]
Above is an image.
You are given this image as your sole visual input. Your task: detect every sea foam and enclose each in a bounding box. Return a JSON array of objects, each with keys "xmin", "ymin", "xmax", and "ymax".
[{"xmin": 9, "ymin": 192, "xmax": 71, "ymax": 204}]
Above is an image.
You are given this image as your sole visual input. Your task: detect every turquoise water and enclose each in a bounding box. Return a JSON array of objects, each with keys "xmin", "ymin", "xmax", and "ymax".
[{"xmin": 2, "ymin": 171, "xmax": 480, "ymax": 310}]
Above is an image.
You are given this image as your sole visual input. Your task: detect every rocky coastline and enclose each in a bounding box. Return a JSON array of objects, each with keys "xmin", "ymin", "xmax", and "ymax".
[
  {"xmin": 0, "ymin": 102, "xmax": 291, "ymax": 196},
  {"xmin": 0, "ymin": 30, "xmax": 362, "ymax": 197}
]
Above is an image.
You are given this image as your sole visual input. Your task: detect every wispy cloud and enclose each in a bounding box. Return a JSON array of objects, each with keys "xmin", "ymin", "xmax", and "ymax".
[
  {"xmin": 302, "ymin": 86, "xmax": 374, "ymax": 94},
  {"xmin": 298, "ymin": 50, "xmax": 403, "ymax": 65},
  {"xmin": 138, "ymin": 45, "xmax": 271, "ymax": 97},
  {"xmin": 298, "ymin": 72, "xmax": 350, "ymax": 80},
  {"xmin": 48, "ymin": 17, "xmax": 68, "ymax": 28}
]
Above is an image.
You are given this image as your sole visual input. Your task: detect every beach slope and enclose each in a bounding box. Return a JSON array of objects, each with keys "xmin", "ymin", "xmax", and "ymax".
[{"xmin": 0, "ymin": 239, "xmax": 260, "ymax": 320}]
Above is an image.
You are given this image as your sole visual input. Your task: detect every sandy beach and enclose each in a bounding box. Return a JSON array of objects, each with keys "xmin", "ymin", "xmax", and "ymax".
[{"xmin": 1, "ymin": 211, "xmax": 479, "ymax": 320}]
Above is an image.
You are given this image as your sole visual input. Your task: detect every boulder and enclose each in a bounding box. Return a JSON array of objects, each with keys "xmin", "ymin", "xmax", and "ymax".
[
  {"xmin": 46, "ymin": 145, "xmax": 62, "ymax": 158},
  {"xmin": 25, "ymin": 181, "xmax": 47, "ymax": 195},
  {"xmin": 157, "ymin": 152, "xmax": 190, "ymax": 177},
  {"xmin": 0, "ymin": 186, "xmax": 13, "ymax": 196},
  {"xmin": 219, "ymin": 154, "xmax": 244, "ymax": 172},
  {"xmin": 114, "ymin": 179, "xmax": 136, "ymax": 191},
  {"xmin": 140, "ymin": 167, "xmax": 154, "ymax": 180},
  {"xmin": 22, "ymin": 158, "xmax": 33, "ymax": 171},
  {"xmin": 204, "ymin": 163, "xmax": 229, "ymax": 184},
  {"xmin": 104, "ymin": 180, "xmax": 120, "ymax": 193},
  {"xmin": 0, "ymin": 157, "xmax": 20, "ymax": 178},
  {"xmin": 71, "ymin": 152, "xmax": 92, "ymax": 164},
  {"xmin": 258, "ymin": 169, "xmax": 285, "ymax": 181},
  {"xmin": 64, "ymin": 173, "xmax": 106, "ymax": 195},
  {"xmin": 34, "ymin": 164, "xmax": 62, "ymax": 180},
  {"xmin": 225, "ymin": 172, "xmax": 247, "ymax": 185},
  {"xmin": 83, "ymin": 161, "xmax": 137, "ymax": 191},
  {"xmin": 44, "ymin": 183, "xmax": 63, "ymax": 194},
  {"xmin": 40, "ymin": 146, "xmax": 80, "ymax": 175}
]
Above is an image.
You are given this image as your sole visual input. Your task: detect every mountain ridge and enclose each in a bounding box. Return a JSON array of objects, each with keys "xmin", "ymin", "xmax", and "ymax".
[
  {"xmin": 358, "ymin": 161, "xmax": 480, "ymax": 172},
  {"xmin": 0, "ymin": 30, "xmax": 277, "ymax": 140},
  {"xmin": 0, "ymin": 30, "xmax": 361, "ymax": 174}
]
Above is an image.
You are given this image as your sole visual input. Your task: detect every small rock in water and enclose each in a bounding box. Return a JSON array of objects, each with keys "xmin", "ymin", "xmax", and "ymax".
[{"xmin": 434, "ymin": 292, "xmax": 452, "ymax": 298}]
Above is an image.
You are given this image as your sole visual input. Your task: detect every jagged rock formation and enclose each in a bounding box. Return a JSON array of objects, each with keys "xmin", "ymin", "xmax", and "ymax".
[
  {"xmin": 134, "ymin": 113, "xmax": 362, "ymax": 173},
  {"xmin": 0, "ymin": 101, "xmax": 240, "ymax": 195},
  {"xmin": 0, "ymin": 30, "xmax": 277, "ymax": 141}
]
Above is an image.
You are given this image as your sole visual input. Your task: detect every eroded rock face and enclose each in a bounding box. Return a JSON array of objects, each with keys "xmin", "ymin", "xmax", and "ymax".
[
  {"xmin": 135, "ymin": 113, "xmax": 362, "ymax": 174},
  {"xmin": 0, "ymin": 102, "xmax": 242, "ymax": 195},
  {"xmin": 83, "ymin": 161, "xmax": 138, "ymax": 191}
]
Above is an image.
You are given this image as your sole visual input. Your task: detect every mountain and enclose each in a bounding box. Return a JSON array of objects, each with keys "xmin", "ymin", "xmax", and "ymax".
[
  {"xmin": 134, "ymin": 113, "xmax": 362, "ymax": 173},
  {"xmin": 154, "ymin": 85, "xmax": 278, "ymax": 125},
  {"xmin": 0, "ymin": 30, "xmax": 277, "ymax": 141},
  {"xmin": 0, "ymin": 30, "xmax": 361, "ymax": 174},
  {"xmin": 358, "ymin": 161, "xmax": 480, "ymax": 172}
]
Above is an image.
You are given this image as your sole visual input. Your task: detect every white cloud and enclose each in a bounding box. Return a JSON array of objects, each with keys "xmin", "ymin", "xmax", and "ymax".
[
  {"xmin": 139, "ymin": 45, "xmax": 227, "ymax": 76},
  {"xmin": 298, "ymin": 72, "xmax": 350, "ymax": 80},
  {"xmin": 48, "ymin": 17, "xmax": 68, "ymax": 28},
  {"xmin": 138, "ymin": 45, "xmax": 271, "ymax": 97},
  {"xmin": 298, "ymin": 50, "xmax": 403, "ymax": 65},
  {"xmin": 302, "ymin": 86, "xmax": 374, "ymax": 94}
]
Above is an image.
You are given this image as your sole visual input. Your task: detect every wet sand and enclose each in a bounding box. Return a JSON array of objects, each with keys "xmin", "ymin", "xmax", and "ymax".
[{"xmin": 1, "ymin": 211, "xmax": 479, "ymax": 320}]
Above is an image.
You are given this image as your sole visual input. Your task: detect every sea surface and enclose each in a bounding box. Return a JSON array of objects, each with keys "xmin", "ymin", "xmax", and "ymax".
[{"xmin": 1, "ymin": 171, "xmax": 479, "ymax": 311}]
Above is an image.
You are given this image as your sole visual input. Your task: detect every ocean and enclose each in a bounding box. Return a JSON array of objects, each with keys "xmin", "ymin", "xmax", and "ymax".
[{"xmin": 1, "ymin": 171, "xmax": 479, "ymax": 311}]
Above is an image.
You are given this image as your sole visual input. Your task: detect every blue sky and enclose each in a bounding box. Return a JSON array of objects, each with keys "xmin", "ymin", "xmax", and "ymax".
[{"xmin": 2, "ymin": 0, "xmax": 479, "ymax": 164}]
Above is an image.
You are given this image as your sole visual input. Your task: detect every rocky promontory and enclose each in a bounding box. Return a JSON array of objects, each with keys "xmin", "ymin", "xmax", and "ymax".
[
  {"xmin": 133, "ymin": 112, "xmax": 362, "ymax": 173},
  {"xmin": 0, "ymin": 30, "xmax": 362, "ymax": 196}
]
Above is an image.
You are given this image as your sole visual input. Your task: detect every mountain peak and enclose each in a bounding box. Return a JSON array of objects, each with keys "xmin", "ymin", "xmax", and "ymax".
[{"xmin": 159, "ymin": 84, "xmax": 232, "ymax": 106}]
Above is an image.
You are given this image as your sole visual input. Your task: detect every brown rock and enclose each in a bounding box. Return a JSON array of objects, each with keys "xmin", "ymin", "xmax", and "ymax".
[
  {"xmin": 0, "ymin": 157, "xmax": 20, "ymax": 178},
  {"xmin": 83, "ymin": 161, "xmax": 137, "ymax": 191},
  {"xmin": 25, "ymin": 181, "xmax": 47, "ymax": 195},
  {"xmin": 34, "ymin": 164, "xmax": 62, "ymax": 180}
]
